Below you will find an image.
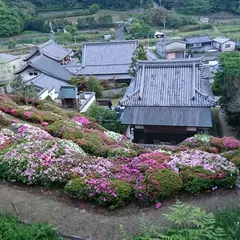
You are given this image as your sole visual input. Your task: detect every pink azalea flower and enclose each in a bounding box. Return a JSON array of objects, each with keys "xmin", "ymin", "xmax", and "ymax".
[{"xmin": 155, "ymin": 202, "xmax": 161, "ymax": 209}]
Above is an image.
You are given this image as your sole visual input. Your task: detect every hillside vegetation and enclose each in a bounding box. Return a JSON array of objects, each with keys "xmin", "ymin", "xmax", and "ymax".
[{"xmin": 0, "ymin": 95, "xmax": 239, "ymax": 209}]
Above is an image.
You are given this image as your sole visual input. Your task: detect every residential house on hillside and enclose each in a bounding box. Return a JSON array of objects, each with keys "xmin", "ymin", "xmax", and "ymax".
[
  {"xmin": 0, "ymin": 53, "xmax": 22, "ymax": 94},
  {"xmin": 120, "ymin": 59, "xmax": 216, "ymax": 144},
  {"xmin": 15, "ymin": 55, "xmax": 73, "ymax": 99},
  {"xmin": 184, "ymin": 36, "xmax": 212, "ymax": 50},
  {"xmin": 213, "ymin": 37, "xmax": 236, "ymax": 52},
  {"xmin": 24, "ymin": 40, "xmax": 73, "ymax": 65},
  {"xmin": 67, "ymin": 41, "xmax": 138, "ymax": 82},
  {"xmin": 156, "ymin": 40, "xmax": 186, "ymax": 59}
]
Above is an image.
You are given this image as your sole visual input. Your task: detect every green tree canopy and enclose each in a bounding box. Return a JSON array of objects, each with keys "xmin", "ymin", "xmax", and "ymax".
[
  {"xmin": 212, "ymin": 52, "xmax": 240, "ymax": 135},
  {"xmin": 0, "ymin": 1, "xmax": 23, "ymax": 37}
]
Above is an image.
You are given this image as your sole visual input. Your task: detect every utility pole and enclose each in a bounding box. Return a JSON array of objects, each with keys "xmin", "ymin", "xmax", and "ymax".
[
  {"xmin": 163, "ymin": 17, "xmax": 166, "ymax": 31},
  {"xmin": 49, "ymin": 21, "xmax": 55, "ymax": 42}
]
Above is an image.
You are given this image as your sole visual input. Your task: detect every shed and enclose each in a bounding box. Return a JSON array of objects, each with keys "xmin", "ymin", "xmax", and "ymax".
[{"xmin": 58, "ymin": 86, "xmax": 78, "ymax": 108}]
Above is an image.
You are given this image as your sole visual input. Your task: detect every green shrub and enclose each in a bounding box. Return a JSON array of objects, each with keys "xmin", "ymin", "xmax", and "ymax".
[
  {"xmin": 75, "ymin": 133, "xmax": 108, "ymax": 157},
  {"xmin": 40, "ymin": 111, "xmax": 62, "ymax": 124},
  {"xmin": 0, "ymin": 111, "xmax": 10, "ymax": 126},
  {"xmin": 0, "ymin": 214, "xmax": 60, "ymax": 240},
  {"xmin": 65, "ymin": 178, "xmax": 132, "ymax": 208},
  {"xmin": 180, "ymin": 166, "xmax": 238, "ymax": 194},
  {"xmin": 37, "ymin": 102, "xmax": 68, "ymax": 117},
  {"xmin": 180, "ymin": 167, "xmax": 214, "ymax": 194},
  {"xmin": 223, "ymin": 149, "xmax": 240, "ymax": 167},
  {"xmin": 47, "ymin": 120, "xmax": 83, "ymax": 139},
  {"xmin": 108, "ymin": 147, "xmax": 138, "ymax": 158},
  {"xmin": 141, "ymin": 169, "xmax": 183, "ymax": 202}
]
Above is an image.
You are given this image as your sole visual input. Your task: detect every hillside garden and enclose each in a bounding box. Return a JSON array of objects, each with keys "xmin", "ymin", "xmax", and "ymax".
[{"xmin": 0, "ymin": 94, "xmax": 239, "ymax": 210}]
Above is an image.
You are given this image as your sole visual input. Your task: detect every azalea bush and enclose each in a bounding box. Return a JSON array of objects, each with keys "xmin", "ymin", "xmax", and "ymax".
[
  {"xmin": 182, "ymin": 134, "xmax": 240, "ymax": 152},
  {"xmin": 136, "ymin": 169, "xmax": 183, "ymax": 203},
  {"xmin": 168, "ymin": 150, "xmax": 237, "ymax": 174},
  {"xmin": 47, "ymin": 120, "xmax": 83, "ymax": 139},
  {"xmin": 0, "ymin": 139, "xmax": 86, "ymax": 185},
  {"xmin": 65, "ymin": 177, "xmax": 132, "ymax": 208},
  {"xmin": 108, "ymin": 147, "xmax": 138, "ymax": 158}
]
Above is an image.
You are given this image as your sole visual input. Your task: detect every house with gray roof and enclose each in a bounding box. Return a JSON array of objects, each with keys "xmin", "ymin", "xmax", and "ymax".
[
  {"xmin": 120, "ymin": 58, "xmax": 216, "ymax": 144},
  {"xmin": 75, "ymin": 40, "xmax": 138, "ymax": 82},
  {"xmin": 213, "ymin": 37, "xmax": 235, "ymax": 52},
  {"xmin": 16, "ymin": 55, "xmax": 73, "ymax": 81},
  {"xmin": 184, "ymin": 35, "xmax": 212, "ymax": 50},
  {"xmin": 24, "ymin": 40, "xmax": 73, "ymax": 64},
  {"xmin": 156, "ymin": 40, "xmax": 186, "ymax": 59},
  {"xmin": 15, "ymin": 55, "xmax": 74, "ymax": 100}
]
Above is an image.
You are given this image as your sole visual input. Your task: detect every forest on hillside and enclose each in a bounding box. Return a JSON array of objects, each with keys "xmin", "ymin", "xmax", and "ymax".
[{"xmin": 1, "ymin": 0, "xmax": 240, "ymax": 37}]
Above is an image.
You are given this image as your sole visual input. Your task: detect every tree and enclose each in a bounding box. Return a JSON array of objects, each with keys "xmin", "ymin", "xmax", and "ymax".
[
  {"xmin": 88, "ymin": 104, "xmax": 126, "ymax": 133},
  {"xmin": 65, "ymin": 24, "xmax": 78, "ymax": 35},
  {"xmin": 89, "ymin": 3, "xmax": 99, "ymax": 14},
  {"xmin": 86, "ymin": 76, "xmax": 103, "ymax": 98},
  {"xmin": 128, "ymin": 20, "xmax": 153, "ymax": 39},
  {"xmin": 212, "ymin": 52, "xmax": 240, "ymax": 136},
  {"xmin": 98, "ymin": 15, "xmax": 113, "ymax": 28},
  {"xmin": 129, "ymin": 44, "xmax": 148, "ymax": 77},
  {"xmin": 11, "ymin": 76, "xmax": 37, "ymax": 103},
  {"xmin": 146, "ymin": 7, "xmax": 168, "ymax": 26},
  {"xmin": 0, "ymin": 1, "xmax": 23, "ymax": 37}
]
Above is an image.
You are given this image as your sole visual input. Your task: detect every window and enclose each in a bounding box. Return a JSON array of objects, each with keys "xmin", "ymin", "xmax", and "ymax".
[
  {"xmin": 33, "ymin": 72, "xmax": 38, "ymax": 76},
  {"xmin": 225, "ymin": 44, "xmax": 231, "ymax": 48},
  {"xmin": 29, "ymin": 73, "xmax": 33, "ymax": 76}
]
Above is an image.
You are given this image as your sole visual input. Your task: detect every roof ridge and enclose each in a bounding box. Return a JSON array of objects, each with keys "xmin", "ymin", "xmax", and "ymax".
[
  {"xmin": 137, "ymin": 58, "xmax": 202, "ymax": 65},
  {"xmin": 83, "ymin": 40, "xmax": 138, "ymax": 46},
  {"xmin": 195, "ymin": 89, "xmax": 216, "ymax": 105}
]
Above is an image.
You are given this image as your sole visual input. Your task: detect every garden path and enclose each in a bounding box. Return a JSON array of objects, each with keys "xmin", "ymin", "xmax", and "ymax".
[{"xmin": 0, "ymin": 182, "xmax": 239, "ymax": 240}]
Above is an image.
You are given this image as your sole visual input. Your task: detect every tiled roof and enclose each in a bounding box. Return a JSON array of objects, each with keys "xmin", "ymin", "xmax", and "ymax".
[
  {"xmin": 29, "ymin": 73, "xmax": 71, "ymax": 93},
  {"xmin": 121, "ymin": 59, "xmax": 216, "ymax": 107},
  {"xmin": 24, "ymin": 40, "xmax": 72, "ymax": 61},
  {"xmin": 16, "ymin": 55, "xmax": 73, "ymax": 81},
  {"xmin": 82, "ymin": 40, "xmax": 137, "ymax": 67},
  {"xmin": 184, "ymin": 36, "xmax": 212, "ymax": 44},
  {"xmin": 121, "ymin": 106, "xmax": 213, "ymax": 127},
  {"xmin": 213, "ymin": 37, "xmax": 231, "ymax": 44}
]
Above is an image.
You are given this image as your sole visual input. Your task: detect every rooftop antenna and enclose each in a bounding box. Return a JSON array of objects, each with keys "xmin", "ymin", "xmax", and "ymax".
[{"xmin": 49, "ymin": 21, "xmax": 55, "ymax": 42}]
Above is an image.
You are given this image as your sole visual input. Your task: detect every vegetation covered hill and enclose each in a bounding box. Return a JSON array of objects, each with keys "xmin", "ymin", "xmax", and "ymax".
[{"xmin": 0, "ymin": 94, "xmax": 239, "ymax": 209}]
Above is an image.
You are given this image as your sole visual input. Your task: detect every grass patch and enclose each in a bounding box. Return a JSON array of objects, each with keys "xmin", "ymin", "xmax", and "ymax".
[{"xmin": 0, "ymin": 214, "xmax": 60, "ymax": 240}]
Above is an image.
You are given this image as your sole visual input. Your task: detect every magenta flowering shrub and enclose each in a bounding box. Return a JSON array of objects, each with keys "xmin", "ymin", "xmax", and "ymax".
[
  {"xmin": 14, "ymin": 123, "xmax": 53, "ymax": 141},
  {"xmin": 72, "ymin": 116, "xmax": 89, "ymax": 126},
  {"xmin": 222, "ymin": 137, "xmax": 240, "ymax": 150},
  {"xmin": 65, "ymin": 177, "xmax": 132, "ymax": 207},
  {"xmin": 182, "ymin": 134, "xmax": 240, "ymax": 152}
]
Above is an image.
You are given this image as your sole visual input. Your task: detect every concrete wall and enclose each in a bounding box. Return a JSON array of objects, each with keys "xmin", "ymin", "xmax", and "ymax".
[
  {"xmin": 20, "ymin": 68, "xmax": 40, "ymax": 81},
  {"xmin": 80, "ymin": 93, "xmax": 96, "ymax": 113},
  {"xmin": 101, "ymin": 87, "xmax": 127, "ymax": 98},
  {"xmin": 221, "ymin": 40, "xmax": 235, "ymax": 52}
]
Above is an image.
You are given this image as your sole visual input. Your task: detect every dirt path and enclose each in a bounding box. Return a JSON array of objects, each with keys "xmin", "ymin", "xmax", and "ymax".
[
  {"xmin": 217, "ymin": 106, "xmax": 237, "ymax": 137},
  {"xmin": 0, "ymin": 182, "xmax": 239, "ymax": 240}
]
